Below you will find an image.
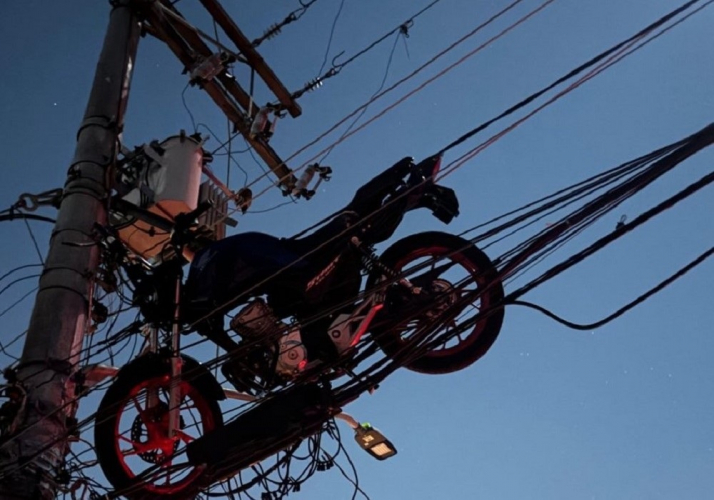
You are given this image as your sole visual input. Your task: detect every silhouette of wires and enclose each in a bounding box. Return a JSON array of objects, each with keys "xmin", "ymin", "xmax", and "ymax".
[
  {"xmin": 22, "ymin": 218, "xmax": 44, "ymax": 265},
  {"xmin": 181, "ymin": 83, "xmax": 198, "ymax": 133},
  {"xmin": 318, "ymin": 29, "xmax": 402, "ymax": 164},
  {"xmin": 246, "ymin": 0, "xmax": 530, "ymax": 200},
  {"xmin": 316, "ymin": 0, "xmax": 347, "ymax": 77},
  {"xmin": 197, "ymin": 122, "xmax": 250, "ymax": 187},
  {"xmin": 291, "ymin": 0, "xmax": 445, "ymax": 100},
  {"xmin": 1, "ymin": 1, "xmax": 712, "ymax": 498}
]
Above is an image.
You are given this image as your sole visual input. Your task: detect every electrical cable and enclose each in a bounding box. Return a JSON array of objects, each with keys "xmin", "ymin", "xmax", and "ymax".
[
  {"xmin": 0, "ymin": 212, "xmax": 56, "ymax": 224},
  {"xmin": 245, "ymin": 200, "xmax": 296, "ymax": 214},
  {"xmin": 291, "ymin": 0, "xmax": 446, "ymax": 100},
  {"xmin": 318, "ymin": 30, "xmax": 402, "ymax": 164},
  {"xmin": 509, "ymin": 245, "xmax": 714, "ymax": 329},
  {"xmin": 249, "ymin": 0, "xmax": 707, "ymax": 214},
  {"xmin": 0, "ymin": 264, "xmax": 42, "ymax": 284},
  {"xmin": 244, "ymin": 0, "xmax": 524, "ymax": 198},
  {"xmin": 0, "ymin": 330, "xmax": 27, "ymax": 361},
  {"xmin": 22, "ymin": 218, "xmax": 44, "ymax": 265},
  {"xmin": 0, "ymin": 286, "xmax": 38, "ymax": 321},
  {"xmin": 0, "ymin": 275, "xmax": 40, "ymax": 299},
  {"xmin": 316, "ymin": 0, "xmax": 346, "ymax": 77},
  {"xmin": 438, "ymin": 0, "xmax": 714, "ymax": 181},
  {"xmin": 198, "ymin": 122, "xmax": 250, "ymax": 185},
  {"xmin": 328, "ymin": 423, "xmax": 370, "ymax": 500},
  {"xmin": 2, "ymin": 0, "xmax": 708, "ymax": 488},
  {"xmin": 507, "ymin": 170, "xmax": 714, "ymax": 302},
  {"xmin": 182, "ymin": 83, "xmax": 198, "ymax": 133},
  {"xmin": 244, "ymin": 0, "xmax": 550, "ymax": 205},
  {"xmin": 436, "ymin": 0, "xmax": 707, "ymax": 156},
  {"xmin": 6, "ymin": 117, "xmax": 708, "ymax": 472}
]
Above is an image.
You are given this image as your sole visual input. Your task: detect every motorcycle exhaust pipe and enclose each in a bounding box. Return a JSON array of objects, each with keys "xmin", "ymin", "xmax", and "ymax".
[{"xmin": 186, "ymin": 383, "xmax": 338, "ymax": 480}]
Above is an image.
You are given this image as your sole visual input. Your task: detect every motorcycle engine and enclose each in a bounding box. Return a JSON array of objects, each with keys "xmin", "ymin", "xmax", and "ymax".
[
  {"xmin": 276, "ymin": 330, "xmax": 308, "ymax": 376},
  {"xmin": 231, "ymin": 299, "xmax": 308, "ymax": 377},
  {"xmin": 229, "ymin": 299, "xmax": 283, "ymax": 339}
]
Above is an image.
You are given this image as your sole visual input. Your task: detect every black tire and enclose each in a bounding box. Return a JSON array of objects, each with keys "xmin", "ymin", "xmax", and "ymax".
[
  {"xmin": 367, "ymin": 231, "xmax": 504, "ymax": 374},
  {"xmin": 94, "ymin": 356, "xmax": 223, "ymax": 500}
]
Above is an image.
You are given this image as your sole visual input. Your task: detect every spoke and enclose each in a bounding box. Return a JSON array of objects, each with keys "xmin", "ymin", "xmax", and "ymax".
[
  {"xmin": 120, "ymin": 448, "xmax": 139, "ymax": 457},
  {"xmin": 175, "ymin": 429, "xmax": 195, "ymax": 443},
  {"xmin": 130, "ymin": 397, "xmax": 149, "ymax": 421},
  {"xmin": 118, "ymin": 435, "xmax": 154, "ymax": 454},
  {"xmin": 410, "ymin": 260, "xmax": 458, "ymax": 289}
]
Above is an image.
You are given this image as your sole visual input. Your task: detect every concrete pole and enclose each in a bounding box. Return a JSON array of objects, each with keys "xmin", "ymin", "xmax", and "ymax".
[{"xmin": 0, "ymin": 2, "xmax": 140, "ymax": 498}]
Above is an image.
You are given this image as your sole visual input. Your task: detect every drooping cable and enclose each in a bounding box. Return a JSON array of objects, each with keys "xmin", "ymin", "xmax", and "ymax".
[
  {"xmin": 316, "ymin": 0, "xmax": 347, "ymax": 77},
  {"xmin": 291, "ymin": 0, "xmax": 446, "ymax": 100},
  {"xmin": 318, "ymin": 31, "xmax": 402, "ymax": 163},
  {"xmin": 509, "ymin": 244, "xmax": 714, "ymax": 329},
  {"xmin": 245, "ymin": 0, "xmax": 550, "ymax": 203}
]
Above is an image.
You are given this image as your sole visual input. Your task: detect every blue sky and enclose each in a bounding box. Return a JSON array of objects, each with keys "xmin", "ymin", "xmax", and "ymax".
[{"xmin": 1, "ymin": 1, "xmax": 713, "ymax": 499}]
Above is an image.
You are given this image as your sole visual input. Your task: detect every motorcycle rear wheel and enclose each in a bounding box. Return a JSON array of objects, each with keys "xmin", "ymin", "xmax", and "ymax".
[{"xmin": 367, "ymin": 231, "xmax": 504, "ymax": 374}]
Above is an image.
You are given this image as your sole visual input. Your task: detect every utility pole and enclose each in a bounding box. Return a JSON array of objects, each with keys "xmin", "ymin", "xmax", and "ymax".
[
  {"xmin": 0, "ymin": 0, "xmax": 301, "ymax": 497},
  {"xmin": 0, "ymin": 1, "xmax": 140, "ymax": 498}
]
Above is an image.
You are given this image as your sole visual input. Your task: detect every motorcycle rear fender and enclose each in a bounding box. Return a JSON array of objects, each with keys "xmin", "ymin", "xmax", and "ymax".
[{"xmin": 115, "ymin": 352, "xmax": 226, "ymax": 401}]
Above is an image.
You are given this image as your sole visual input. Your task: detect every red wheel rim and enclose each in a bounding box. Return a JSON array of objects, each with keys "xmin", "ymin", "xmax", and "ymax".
[
  {"xmin": 112, "ymin": 374, "xmax": 216, "ymax": 495},
  {"xmin": 391, "ymin": 245, "xmax": 492, "ymax": 359}
]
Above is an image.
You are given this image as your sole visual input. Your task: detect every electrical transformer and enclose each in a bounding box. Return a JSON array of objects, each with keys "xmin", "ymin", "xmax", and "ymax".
[{"xmin": 112, "ymin": 132, "xmax": 230, "ymax": 259}]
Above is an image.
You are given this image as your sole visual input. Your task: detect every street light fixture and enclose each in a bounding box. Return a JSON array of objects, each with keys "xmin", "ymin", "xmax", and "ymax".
[{"xmin": 354, "ymin": 423, "xmax": 397, "ymax": 461}]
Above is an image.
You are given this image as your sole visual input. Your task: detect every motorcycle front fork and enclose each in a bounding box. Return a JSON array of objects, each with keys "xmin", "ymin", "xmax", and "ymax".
[
  {"xmin": 167, "ymin": 276, "xmax": 182, "ymax": 439},
  {"xmin": 140, "ymin": 275, "xmax": 183, "ymax": 440}
]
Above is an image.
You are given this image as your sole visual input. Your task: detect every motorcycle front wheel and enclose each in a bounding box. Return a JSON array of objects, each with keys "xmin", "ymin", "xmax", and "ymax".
[
  {"xmin": 367, "ymin": 231, "xmax": 504, "ymax": 374},
  {"xmin": 94, "ymin": 357, "xmax": 223, "ymax": 500}
]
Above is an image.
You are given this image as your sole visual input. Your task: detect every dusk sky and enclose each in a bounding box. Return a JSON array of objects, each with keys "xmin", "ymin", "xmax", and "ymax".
[{"xmin": 1, "ymin": 1, "xmax": 713, "ymax": 499}]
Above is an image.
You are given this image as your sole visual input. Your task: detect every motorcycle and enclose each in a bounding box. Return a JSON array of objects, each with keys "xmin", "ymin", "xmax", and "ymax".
[{"xmin": 91, "ymin": 155, "xmax": 505, "ymax": 499}]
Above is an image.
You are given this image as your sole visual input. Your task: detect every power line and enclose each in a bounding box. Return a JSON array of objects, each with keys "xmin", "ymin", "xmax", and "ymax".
[
  {"xmin": 316, "ymin": 0, "xmax": 347, "ymax": 77},
  {"xmin": 0, "ymin": 264, "xmax": 42, "ymax": 284},
  {"xmin": 436, "ymin": 0, "xmax": 709, "ymax": 156},
  {"xmin": 5, "ymin": 0, "xmax": 704, "ymax": 434},
  {"xmin": 509, "ymin": 244, "xmax": 714, "ymax": 329},
  {"xmin": 245, "ymin": 0, "xmax": 549, "ymax": 206},
  {"xmin": 180, "ymin": 0, "xmax": 704, "ymax": 356},
  {"xmin": 318, "ymin": 31, "xmax": 403, "ymax": 164},
  {"xmin": 22, "ymin": 218, "xmax": 44, "ymax": 265},
  {"xmin": 182, "ymin": 83, "xmax": 198, "ymax": 133},
  {"xmin": 291, "ymin": 0, "xmax": 446, "ymax": 100},
  {"xmin": 2, "ymin": 0, "xmax": 708, "ymax": 492},
  {"xmin": 438, "ymin": 0, "xmax": 714, "ymax": 181}
]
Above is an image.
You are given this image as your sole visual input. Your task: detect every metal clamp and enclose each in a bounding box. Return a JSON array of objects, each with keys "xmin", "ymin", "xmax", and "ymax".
[{"xmin": 13, "ymin": 188, "xmax": 63, "ymax": 212}]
